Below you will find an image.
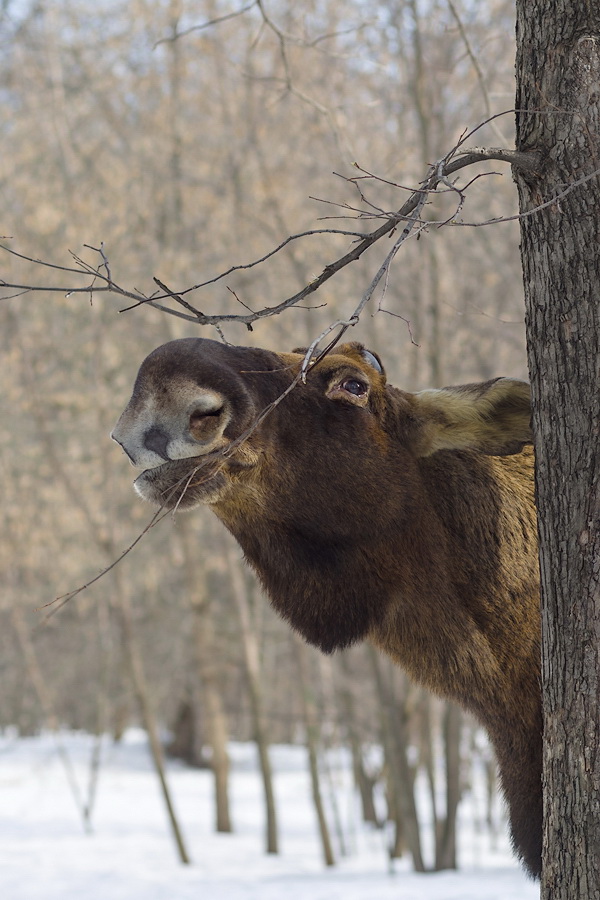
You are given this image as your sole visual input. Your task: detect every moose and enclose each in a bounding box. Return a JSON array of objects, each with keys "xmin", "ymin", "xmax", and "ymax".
[{"xmin": 112, "ymin": 337, "xmax": 541, "ymax": 878}]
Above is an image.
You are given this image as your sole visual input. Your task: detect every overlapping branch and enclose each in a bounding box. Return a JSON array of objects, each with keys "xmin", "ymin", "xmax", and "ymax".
[
  {"xmin": 5, "ymin": 113, "xmax": 598, "ymax": 357},
  {"xmin": 1, "ymin": 123, "xmax": 545, "ymax": 340}
]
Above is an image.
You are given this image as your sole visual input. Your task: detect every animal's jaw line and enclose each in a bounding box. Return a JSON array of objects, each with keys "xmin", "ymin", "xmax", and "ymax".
[{"xmin": 138, "ymin": 454, "xmax": 206, "ymax": 477}]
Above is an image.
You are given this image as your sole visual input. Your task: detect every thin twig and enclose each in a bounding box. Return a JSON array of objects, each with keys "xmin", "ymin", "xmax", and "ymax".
[
  {"xmin": 37, "ymin": 506, "xmax": 171, "ymax": 622},
  {"xmin": 377, "ymin": 307, "xmax": 420, "ymax": 346},
  {"xmin": 154, "ymin": 2, "xmax": 258, "ymax": 48},
  {"xmin": 1, "ymin": 126, "xmax": 547, "ymax": 325}
]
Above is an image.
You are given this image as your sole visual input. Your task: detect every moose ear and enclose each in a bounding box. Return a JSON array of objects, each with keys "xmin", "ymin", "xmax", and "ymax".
[
  {"xmin": 411, "ymin": 378, "xmax": 532, "ymax": 457},
  {"xmin": 359, "ymin": 348, "xmax": 385, "ymax": 375},
  {"xmin": 293, "ymin": 344, "xmax": 385, "ymax": 377}
]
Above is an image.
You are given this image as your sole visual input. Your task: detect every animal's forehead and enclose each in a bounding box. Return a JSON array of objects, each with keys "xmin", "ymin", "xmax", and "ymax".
[
  {"xmin": 133, "ymin": 339, "xmax": 383, "ymax": 390},
  {"xmin": 140, "ymin": 338, "xmax": 242, "ymax": 372},
  {"xmin": 283, "ymin": 343, "xmax": 385, "ymax": 381},
  {"xmin": 136, "ymin": 339, "xmax": 276, "ymax": 382}
]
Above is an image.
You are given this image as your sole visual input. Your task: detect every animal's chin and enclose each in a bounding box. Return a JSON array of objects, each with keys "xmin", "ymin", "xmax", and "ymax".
[{"xmin": 133, "ymin": 458, "xmax": 227, "ymax": 510}]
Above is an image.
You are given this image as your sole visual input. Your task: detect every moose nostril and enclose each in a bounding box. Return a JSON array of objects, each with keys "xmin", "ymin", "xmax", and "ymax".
[
  {"xmin": 189, "ymin": 405, "xmax": 224, "ymax": 441},
  {"xmin": 190, "ymin": 406, "xmax": 223, "ymax": 425},
  {"xmin": 113, "ymin": 436, "xmax": 136, "ymax": 465},
  {"xmin": 143, "ymin": 425, "xmax": 171, "ymax": 461}
]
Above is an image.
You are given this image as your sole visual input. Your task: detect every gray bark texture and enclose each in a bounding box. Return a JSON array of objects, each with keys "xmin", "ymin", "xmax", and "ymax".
[{"xmin": 514, "ymin": 3, "xmax": 600, "ymax": 896}]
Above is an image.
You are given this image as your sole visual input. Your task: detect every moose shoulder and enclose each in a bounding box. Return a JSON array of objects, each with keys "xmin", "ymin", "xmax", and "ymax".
[{"xmin": 112, "ymin": 338, "xmax": 541, "ymax": 878}]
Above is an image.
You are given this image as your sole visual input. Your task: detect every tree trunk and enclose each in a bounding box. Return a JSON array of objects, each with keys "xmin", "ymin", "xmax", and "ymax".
[
  {"xmin": 338, "ymin": 651, "xmax": 381, "ymax": 827},
  {"xmin": 227, "ymin": 547, "xmax": 279, "ymax": 854},
  {"xmin": 191, "ymin": 607, "xmax": 232, "ymax": 833},
  {"xmin": 369, "ymin": 647, "xmax": 425, "ymax": 871},
  {"xmin": 514, "ymin": 3, "xmax": 600, "ymax": 893},
  {"xmin": 115, "ymin": 584, "xmax": 192, "ymax": 865},
  {"xmin": 435, "ymin": 702, "xmax": 461, "ymax": 871},
  {"xmin": 293, "ymin": 635, "xmax": 335, "ymax": 866},
  {"xmin": 176, "ymin": 518, "xmax": 232, "ymax": 833}
]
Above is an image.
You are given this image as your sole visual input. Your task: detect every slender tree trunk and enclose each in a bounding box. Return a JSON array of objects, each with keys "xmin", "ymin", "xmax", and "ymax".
[
  {"xmin": 161, "ymin": 0, "xmax": 184, "ymax": 249},
  {"xmin": 293, "ymin": 635, "xmax": 335, "ymax": 866},
  {"xmin": 177, "ymin": 519, "xmax": 232, "ymax": 833},
  {"xmin": 314, "ymin": 655, "xmax": 348, "ymax": 857},
  {"xmin": 407, "ymin": 0, "xmax": 444, "ymax": 388},
  {"xmin": 420, "ymin": 693, "xmax": 439, "ymax": 847},
  {"xmin": 191, "ymin": 607, "xmax": 232, "ymax": 833},
  {"xmin": 515, "ymin": 3, "xmax": 600, "ymax": 893},
  {"xmin": 338, "ymin": 652, "xmax": 381, "ymax": 827},
  {"xmin": 434, "ymin": 702, "xmax": 461, "ymax": 871},
  {"xmin": 483, "ymin": 753, "xmax": 499, "ymax": 847},
  {"xmin": 369, "ymin": 648, "xmax": 405, "ymax": 860},
  {"xmin": 227, "ymin": 547, "xmax": 279, "ymax": 854},
  {"xmin": 370, "ymin": 647, "xmax": 425, "ymax": 871},
  {"xmin": 115, "ymin": 582, "xmax": 191, "ymax": 865}
]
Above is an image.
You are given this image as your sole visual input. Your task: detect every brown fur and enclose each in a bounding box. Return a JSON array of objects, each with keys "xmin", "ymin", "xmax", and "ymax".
[{"xmin": 112, "ymin": 338, "xmax": 541, "ymax": 877}]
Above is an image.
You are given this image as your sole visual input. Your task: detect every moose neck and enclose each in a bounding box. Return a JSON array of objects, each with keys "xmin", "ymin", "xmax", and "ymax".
[
  {"xmin": 375, "ymin": 449, "xmax": 539, "ymax": 714},
  {"xmin": 218, "ymin": 506, "xmax": 394, "ymax": 653},
  {"xmin": 216, "ymin": 447, "xmax": 539, "ymax": 723}
]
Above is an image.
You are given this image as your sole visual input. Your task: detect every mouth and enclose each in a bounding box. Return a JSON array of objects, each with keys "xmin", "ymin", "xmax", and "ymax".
[{"xmin": 133, "ymin": 456, "xmax": 227, "ymax": 509}]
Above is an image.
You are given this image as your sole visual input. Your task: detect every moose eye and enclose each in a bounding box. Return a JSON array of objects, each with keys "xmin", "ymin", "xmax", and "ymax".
[{"xmin": 341, "ymin": 378, "xmax": 367, "ymax": 397}]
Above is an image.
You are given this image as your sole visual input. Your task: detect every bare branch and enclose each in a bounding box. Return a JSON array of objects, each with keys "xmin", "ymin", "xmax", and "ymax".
[
  {"xmin": 37, "ymin": 506, "xmax": 171, "ymax": 623},
  {"xmin": 445, "ymin": 146, "xmax": 541, "ymax": 175},
  {"xmin": 0, "ymin": 121, "xmax": 565, "ymax": 340},
  {"xmin": 377, "ymin": 306, "xmax": 420, "ymax": 346},
  {"xmin": 445, "ymin": 164, "xmax": 600, "ymax": 226},
  {"xmin": 153, "ymin": 2, "xmax": 258, "ymax": 48}
]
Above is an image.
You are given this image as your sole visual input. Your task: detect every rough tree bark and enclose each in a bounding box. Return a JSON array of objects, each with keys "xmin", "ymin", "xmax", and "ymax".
[{"xmin": 514, "ymin": 2, "xmax": 600, "ymax": 895}]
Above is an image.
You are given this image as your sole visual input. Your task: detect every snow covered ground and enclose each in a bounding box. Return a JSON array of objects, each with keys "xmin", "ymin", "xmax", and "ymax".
[{"xmin": 0, "ymin": 730, "xmax": 539, "ymax": 900}]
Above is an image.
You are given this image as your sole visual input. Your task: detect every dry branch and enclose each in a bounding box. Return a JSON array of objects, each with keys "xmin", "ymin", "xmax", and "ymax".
[{"xmin": 1, "ymin": 124, "xmax": 546, "ymax": 338}]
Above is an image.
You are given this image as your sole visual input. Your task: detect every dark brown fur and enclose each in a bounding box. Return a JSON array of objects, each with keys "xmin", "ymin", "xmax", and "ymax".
[{"xmin": 112, "ymin": 338, "xmax": 541, "ymax": 877}]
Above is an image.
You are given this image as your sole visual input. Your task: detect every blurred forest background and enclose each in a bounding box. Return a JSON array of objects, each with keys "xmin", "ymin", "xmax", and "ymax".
[{"xmin": 0, "ymin": 0, "xmax": 529, "ymax": 872}]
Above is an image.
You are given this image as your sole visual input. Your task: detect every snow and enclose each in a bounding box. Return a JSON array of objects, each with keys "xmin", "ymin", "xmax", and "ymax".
[{"xmin": 0, "ymin": 731, "xmax": 539, "ymax": 900}]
